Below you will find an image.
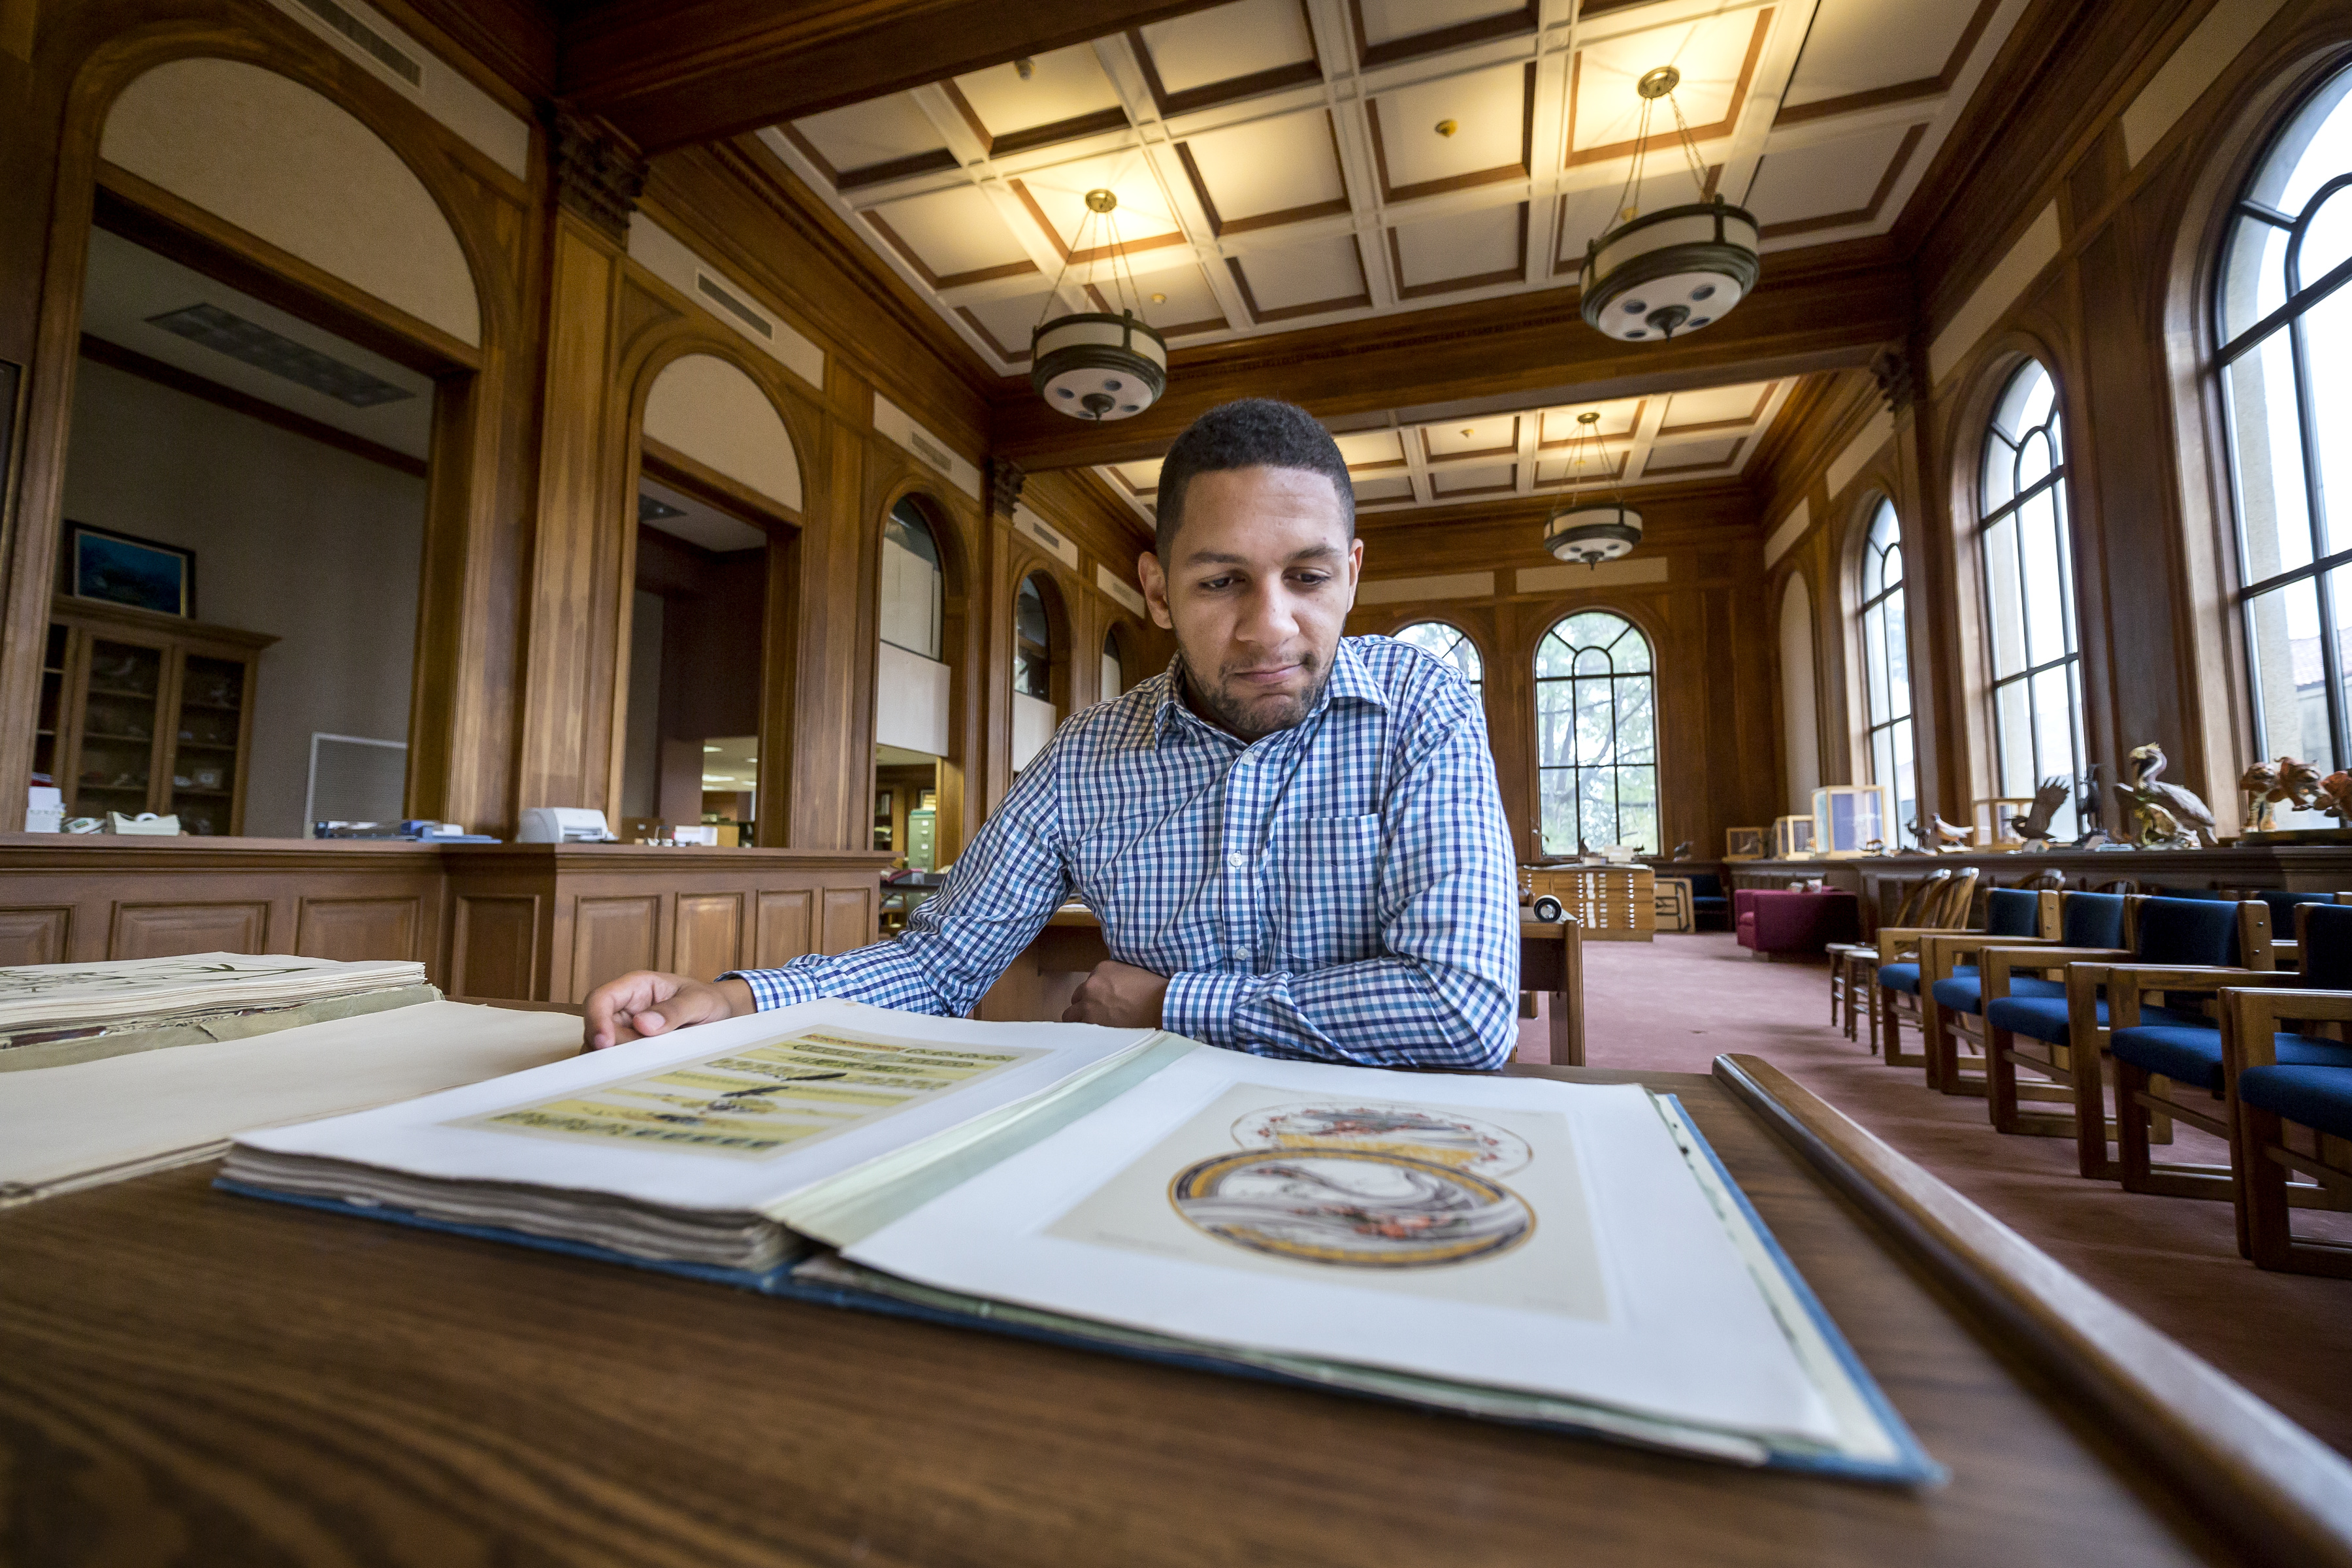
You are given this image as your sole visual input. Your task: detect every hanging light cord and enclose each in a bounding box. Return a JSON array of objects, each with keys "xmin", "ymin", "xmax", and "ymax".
[
  {"xmin": 1606, "ymin": 71, "xmax": 1714, "ymax": 225},
  {"xmin": 1034, "ymin": 191, "xmax": 1148, "ymax": 330}
]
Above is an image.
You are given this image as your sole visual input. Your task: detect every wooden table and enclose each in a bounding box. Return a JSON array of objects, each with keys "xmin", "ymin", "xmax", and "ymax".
[
  {"xmin": 977, "ymin": 909, "xmax": 1585, "ymax": 1065},
  {"xmin": 5, "ymin": 1057, "xmax": 2347, "ymax": 1567}
]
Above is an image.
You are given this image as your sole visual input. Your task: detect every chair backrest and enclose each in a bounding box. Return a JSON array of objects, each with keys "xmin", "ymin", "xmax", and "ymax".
[
  {"xmin": 2059, "ymin": 890, "xmax": 2130, "ymax": 949},
  {"xmin": 2298, "ymin": 903, "xmax": 2352, "ymax": 990},
  {"xmin": 2246, "ymin": 889, "xmax": 2335, "ymax": 930},
  {"xmin": 2132, "ymin": 895, "xmax": 2253, "ymax": 968},
  {"xmin": 1926, "ymin": 867, "xmax": 1979, "ymax": 928},
  {"xmin": 1891, "ymin": 870, "xmax": 1948, "ymax": 926},
  {"xmin": 1985, "ymin": 887, "xmax": 2042, "ymax": 938}
]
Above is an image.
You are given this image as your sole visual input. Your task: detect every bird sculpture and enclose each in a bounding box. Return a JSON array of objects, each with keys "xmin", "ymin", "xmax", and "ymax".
[
  {"xmin": 2008, "ymin": 776, "xmax": 2072, "ymax": 845},
  {"xmin": 1671, "ymin": 840, "xmax": 1695, "ymax": 861},
  {"xmin": 1927, "ymin": 813, "xmax": 1975, "ymax": 851},
  {"xmin": 2316, "ymin": 770, "xmax": 2352, "ymax": 826},
  {"xmin": 2118, "ymin": 743, "xmax": 2217, "ymax": 848},
  {"xmin": 2240, "ymin": 755, "xmax": 2323, "ymax": 832}
]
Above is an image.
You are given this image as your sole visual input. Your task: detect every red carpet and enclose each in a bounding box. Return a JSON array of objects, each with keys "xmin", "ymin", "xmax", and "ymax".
[{"xmin": 1522, "ymin": 930, "xmax": 2352, "ymax": 1457}]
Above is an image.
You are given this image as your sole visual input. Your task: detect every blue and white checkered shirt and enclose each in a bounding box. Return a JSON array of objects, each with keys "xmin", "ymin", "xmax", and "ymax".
[{"xmin": 728, "ymin": 636, "xmax": 1520, "ymax": 1070}]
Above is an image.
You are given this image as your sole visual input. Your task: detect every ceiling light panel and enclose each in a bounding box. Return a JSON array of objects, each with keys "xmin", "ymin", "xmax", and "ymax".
[
  {"xmin": 1539, "ymin": 399, "xmax": 1642, "ymax": 444},
  {"xmin": 1333, "ymin": 429, "xmax": 1407, "ymax": 468},
  {"xmin": 1013, "ymin": 153, "xmax": 1186, "ymax": 264},
  {"xmin": 1422, "ymin": 416, "xmax": 1519, "ymax": 462},
  {"xmin": 1178, "ymin": 109, "xmax": 1348, "ymax": 233},
  {"xmin": 1567, "ymin": 12, "xmax": 1770, "ymax": 166},
  {"xmin": 1369, "ymin": 61, "xmax": 1531, "ymax": 199},
  {"xmin": 1136, "ymin": 0, "xmax": 1318, "ymax": 99}
]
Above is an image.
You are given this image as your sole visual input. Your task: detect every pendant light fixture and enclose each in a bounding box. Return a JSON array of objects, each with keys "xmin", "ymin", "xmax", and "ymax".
[
  {"xmin": 1030, "ymin": 189, "xmax": 1168, "ymax": 422},
  {"xmin": 1543, "ymin": 411, "xmax": 1644, "ymax": 565},
  {"xmin": 1579, "ymin": 66, "xmax": 1760, "ymax": 344}
]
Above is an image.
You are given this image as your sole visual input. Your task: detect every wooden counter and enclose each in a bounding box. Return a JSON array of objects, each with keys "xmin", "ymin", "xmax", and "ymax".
[
  {"xmin": 5, "ymin": 1055, "xmax": 2348, "ymax": 1565},
  {"xmin": 0, "ymin": 835, "xmax": 892, "ymax": 1004}
]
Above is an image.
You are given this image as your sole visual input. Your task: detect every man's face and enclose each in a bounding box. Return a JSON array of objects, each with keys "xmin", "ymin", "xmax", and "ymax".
[{"xmin": 1137, "ymin": 465, "xmax": 1362, "ymax": 742}]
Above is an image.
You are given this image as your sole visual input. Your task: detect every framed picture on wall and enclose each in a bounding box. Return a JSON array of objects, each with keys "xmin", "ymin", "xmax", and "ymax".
[{"xmin": 67, "ymin": 521, "xmax": 195, "ymax": 617}]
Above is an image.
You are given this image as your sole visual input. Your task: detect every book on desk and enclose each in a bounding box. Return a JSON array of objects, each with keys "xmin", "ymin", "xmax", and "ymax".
[{"xmin": 218, "ymin": 999, "xmax": 1937, "ymax": 1484}]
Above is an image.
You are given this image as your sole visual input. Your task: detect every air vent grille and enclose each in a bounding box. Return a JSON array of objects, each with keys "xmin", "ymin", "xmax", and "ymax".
[
  {"xmin": 145, "ymin": 304, "xmax": 415, "ymax": 407},
  {"xmin": 696, "ymin": 272, "xmax": 775, "ymax": 340},
  {"xmin": 909, "ymin": 431, "xmax": 955, "ymax": 471},
  {"xmin": 291, "ymin": 0, "xmax": 423, "ymax": 87}
]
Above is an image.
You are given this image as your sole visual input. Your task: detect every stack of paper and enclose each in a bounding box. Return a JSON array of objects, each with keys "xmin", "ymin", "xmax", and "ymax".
[
  {"xmin": 220, "ymin": 1000, "xmax": 1938, "ymax": 1482},
  {"xmin": 0, "ymin": 953, "xmax": 433, "ymax": 1068}
]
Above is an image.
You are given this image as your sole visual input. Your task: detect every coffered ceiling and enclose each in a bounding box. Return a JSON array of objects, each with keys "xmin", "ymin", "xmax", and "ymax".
[
  {"xmin": 1098, "ymin": 374, "xmax": 1795, "ymax": 520},
  {"xmin": 760, "ymin": 0, "xmax": 2021, "ymax": 377}
]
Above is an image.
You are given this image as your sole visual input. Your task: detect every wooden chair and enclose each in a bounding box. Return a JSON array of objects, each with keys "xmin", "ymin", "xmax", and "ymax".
[
  {"xmin": 1914, "ymin": 887, "xmax": 2081, "ymax": 1094},
  {"xmin": 1879, "ymin": 879, "xmax": 2050, "ymax": 1073},
  {"xmin": 1857, "ymin": 868, "xmax": 1978, "ymax": 1059},
  {"xmin": 2104, "ymin": 902, "xmax": 2352, "ymax": 1228},
  {"xmin": 1828, "ymin": 870, "xmax": 1945, "ymax": 1043},
  {"xmin": 1982, "ymin": 896, "xmax": 2274, "ymax": 1179},
  {"xmin": 2223, "ymin": 923, "xmax": 2352, "ymax": 1275}
]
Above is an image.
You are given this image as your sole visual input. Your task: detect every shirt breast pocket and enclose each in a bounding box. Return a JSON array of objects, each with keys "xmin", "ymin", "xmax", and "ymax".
[{"xmin": 1273, "ymin": 813, "xmax": 1383, "ymax": 968}]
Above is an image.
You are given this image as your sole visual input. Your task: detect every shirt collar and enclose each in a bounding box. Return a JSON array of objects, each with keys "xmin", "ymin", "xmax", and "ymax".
[{"xmin": 1149, "ymin": 638, "xmax": 1387, "ymax": 749}]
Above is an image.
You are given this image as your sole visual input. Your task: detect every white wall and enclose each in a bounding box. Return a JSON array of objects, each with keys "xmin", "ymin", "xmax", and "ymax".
[
  {"xmin": 879, "ymin": 529, "xmax": 941, "ymax": 658},
  {"xmin": 1780, "ymin": 573, "xmax": 1821, "ymax": 812},
  {"xmin": 1011, "ymin": 693, "xmax": 1056, "ymax": 772},
  {"xmin": 62, "ymin": 358, "xmax": 424, "ymax": 837},
  {"xmin": 875, "ymin": 640, "xmax": 950, "ymax": 757}
]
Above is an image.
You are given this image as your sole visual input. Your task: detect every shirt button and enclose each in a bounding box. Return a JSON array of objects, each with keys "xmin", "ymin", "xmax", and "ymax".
[{"xmin": 1226, "ymin": 851, "xmax": 1246, "ymax": 870}]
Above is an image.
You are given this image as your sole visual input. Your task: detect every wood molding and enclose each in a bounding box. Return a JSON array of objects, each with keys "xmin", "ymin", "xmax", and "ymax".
[
  {"xmin": 1715, "ymin": 1052, "xmax": 2352, "ymax": 1568},
  {"xmin": 558, "ymin": 0, "xmax": 1236, "ymax": 153},
  {"xmin": 76, "ymin": 333, "xmax": 429, "ymax": 479},
  {"xmin": 640, "ymin": 434, "xmax": 801, "ymax": 532}
]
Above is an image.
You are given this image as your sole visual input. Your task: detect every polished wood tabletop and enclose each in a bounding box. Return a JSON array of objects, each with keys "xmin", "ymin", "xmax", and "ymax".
[{"xmin": 0, "ymin": 1059, "xmax": 2330, "ymax": 1567}]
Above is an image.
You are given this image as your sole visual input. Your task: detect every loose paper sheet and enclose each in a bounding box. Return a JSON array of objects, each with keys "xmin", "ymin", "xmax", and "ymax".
[{"xmin": 845, "ymin": 1049, "xmax": 1838, "ymax": 1443}]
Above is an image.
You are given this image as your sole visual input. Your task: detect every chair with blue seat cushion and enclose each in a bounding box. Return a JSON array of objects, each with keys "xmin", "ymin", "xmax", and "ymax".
[
  {"xmin": 1828, "ymin": 870, "xmax": 1947, "ymax": 1044},
  {"xmin": 2234, "ymin": 889, "xmax": 2344, "ymax": 968},
  {"xmin": 1985, "ymin": 896, "xmax": 2275, "ymax": 1179},
  {"xmin": 1685, "ymin": 872, "xmax": 1730, "ymax": 929},
  {"xmin": 1875, "ymin": 883, "xmax": 2044, "ymax": 1071},
  {"xmin": 1919, "ymin": 889, "xmax": 2110, "ymax": 1096},
  {"xmin": 2222, "ymin": 907, "xmax": 2352, "ymax": 1276}
]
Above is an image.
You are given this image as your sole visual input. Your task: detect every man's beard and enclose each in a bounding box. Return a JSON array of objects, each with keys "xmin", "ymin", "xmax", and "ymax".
[{"xmin": 1182, "ymin": 651, "xmax": 1331, "ymax": 743}]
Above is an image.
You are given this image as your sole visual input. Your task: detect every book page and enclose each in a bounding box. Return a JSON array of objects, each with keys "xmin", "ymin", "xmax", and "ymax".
[
  {"xmin": 844, "ymin": 1048, "xmax": 1838, "ymax": 1444},
  {"xmin": 455, "ymin": 1028, "xmax": 1043, "ymax": 1160}
]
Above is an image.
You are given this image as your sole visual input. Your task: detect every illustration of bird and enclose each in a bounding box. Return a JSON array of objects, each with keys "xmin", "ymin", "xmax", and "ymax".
[
  {"xmin": 2119, "ymin": 743, "xmax": 2217, "ymax": 847},
  {"xmin": 2008, "ymin": 776, "xmax": 2071, "ymax": 843}
]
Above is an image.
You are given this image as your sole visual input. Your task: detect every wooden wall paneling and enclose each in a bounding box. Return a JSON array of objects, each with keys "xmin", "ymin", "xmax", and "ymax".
[
  {"xmin": 756, "ymin": 888, "xmax": 815, "ymax": 967},
  {"xmin": 515, "ymin": 208, "xmax": 629, "ymax": 823},
  {"xmin": 672, "ymin": 890, "xmax": 743, "ymax": 981},
  {"xmin": 778, "ymin": 368, "xmax": 868, "ymax": 852},
  {"xmin": 821, "ymin": 885, "xmax": 873, "ymax": 955},
  {"xmin": 0, "ymin": 907, "xmax": 69, "ymax": 965},
  {"xmin": 451, "ymin": 894, "xmax": 542, "ymax": 1000},
  {"xmin": 295, "ymin": 896, "xmax": 422, "ymax": 964},
  {"xmin": 570, "ymin": 894, "xmax": 662, "ymax": 1000},
  {"xmin": 110, "ymin": 900, "xmax": 270, "ymax": 959}
]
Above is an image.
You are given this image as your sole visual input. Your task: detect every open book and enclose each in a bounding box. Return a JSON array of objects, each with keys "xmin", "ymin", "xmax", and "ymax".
[
  {"xmin": 219, "ymin": 1000, "xmax": 1937, "ymax": 1483},
  {"xmin": 0, "ymin": 952, "xmax": 433, "ymax": 1068}
]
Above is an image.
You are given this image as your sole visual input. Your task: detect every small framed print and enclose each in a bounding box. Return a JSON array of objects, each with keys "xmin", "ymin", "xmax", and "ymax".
[{"xmin": 69, "ymin": 521, "xmax": 194, "ymax": 617}]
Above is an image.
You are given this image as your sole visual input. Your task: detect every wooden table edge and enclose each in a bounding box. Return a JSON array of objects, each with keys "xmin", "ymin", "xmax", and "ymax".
[{"xmin": 1712, "ymin": 1051, "xmax": 2352, "ymax": 1568}]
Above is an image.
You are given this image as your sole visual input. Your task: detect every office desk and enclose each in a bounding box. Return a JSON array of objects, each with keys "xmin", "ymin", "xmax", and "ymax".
[
  {"xmin": 4, "ymin": 1056, "xmax": 2344, "ymax": 1567},
  {"xmin": 978, "ymin": 909, "xmax": 1585, "ymax": 1064}
]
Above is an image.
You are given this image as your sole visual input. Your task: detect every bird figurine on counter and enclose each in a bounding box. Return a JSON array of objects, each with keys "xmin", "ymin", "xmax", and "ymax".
[
  {"xmin": 2119, "ymin": 742, "xmax": 2217, "ymax": 848},
  {"xmin": 1925, "ymin": 813, "xmax": 1975, "ymax": 851},
  {"xmin": 2008, "ymin": 776, "xmax": 2072, "ymax": 847}
]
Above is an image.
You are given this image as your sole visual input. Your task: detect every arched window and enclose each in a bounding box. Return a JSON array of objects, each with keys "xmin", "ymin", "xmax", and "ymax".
[
  {"xmin": 881, "ymin": 499, "xmax": 942, "ymax": 659},
  {"xmin": 2218, "ymin": 64, "xmax": 2352, "ymax": 806},
  {"xmin": 1390, "ymin": 619, "xmax": 1483, "ymax": 693},
  {"xmin": 1011, "ymin": 572, "xmax": 1059, "ymax": 770},
  {"xmin": 1535, "ymin": 611, "xmax": 1656, "ymax": 853},
  {"xmin": 1857, "ymin": 498, "xmax": 1917, "ymax": 834},
  {"xmin": 1100, "ymin": 627, "xmax": 1125, "ymax": 702},
  {"xmin": 1978, "ymin": 359, "xmax": 2083, "ymax": 839}
]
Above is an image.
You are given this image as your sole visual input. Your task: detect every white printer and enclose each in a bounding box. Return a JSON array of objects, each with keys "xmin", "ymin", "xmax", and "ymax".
[{"xmin": 516, "ymin": 807, "xmax": 617, "ymax": 843}]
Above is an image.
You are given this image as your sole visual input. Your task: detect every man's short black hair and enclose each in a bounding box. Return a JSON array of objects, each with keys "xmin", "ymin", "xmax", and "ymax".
[{"xmin": 1154, "ymin": 399, "xmax": 1354, "ymax": 559}]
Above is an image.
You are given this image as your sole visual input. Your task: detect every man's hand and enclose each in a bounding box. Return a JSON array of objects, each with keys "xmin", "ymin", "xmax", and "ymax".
[
  {"xmin": 583, "ymin": 972, "xmax": 755, "ymax": 1049},
  {"xmin": 1062, "ymin": 959, "xmax": 1169, "ymax": 1028}
]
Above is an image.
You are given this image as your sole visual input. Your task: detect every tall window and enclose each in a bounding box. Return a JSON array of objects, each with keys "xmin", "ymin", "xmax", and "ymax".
[
  {"xmin": 1011, "ymin": 572, "xmax": 1058, "ymax": 770},
  {"xmin": 1535, "ymin": 611, "xmax": 1656, "ymax": 853},
  {"xmin": 1390, "ymin": 620, "xmax": 1483, "ymax": 694},
  {"xmin": 2219, "ymin": 63, "xmax": 2352, "ymax": 818},
  {"xmin": 880, "ymin": 500, "xmax": 942, "ymax": 659},
  {"xmin": 1978, "ymin": 359, "xmax": 2083, "ymax": 840},
  {"xmin": 1857, "ymin": 498, "xmax": 1916, "ymax": 834},
  {"xmin": 1100, "ymin": 627, "xmax": 1125, "ymax": 702}
]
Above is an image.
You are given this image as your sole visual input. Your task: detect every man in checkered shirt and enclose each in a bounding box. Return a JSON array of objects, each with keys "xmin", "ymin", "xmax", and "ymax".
[{"xmin": 585, "ymin": 399, "xmax": 1520, "ymax": 1070}]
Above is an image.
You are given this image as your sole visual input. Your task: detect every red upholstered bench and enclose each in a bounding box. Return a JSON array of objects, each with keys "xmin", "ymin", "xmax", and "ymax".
[{"xmin": 1735, "ymin": 887, "xmax": 1861, "ymax": 959}]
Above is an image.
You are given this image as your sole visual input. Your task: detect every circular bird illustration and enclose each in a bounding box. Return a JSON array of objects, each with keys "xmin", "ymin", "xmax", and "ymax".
[
  {"xmin": 1169, "ymin": 1149, "xmax": 1534, "ymax": 1268},
  {"xmin": 1232, "ymin": 1103, "xmax": 1532, "ymax": 1177}
]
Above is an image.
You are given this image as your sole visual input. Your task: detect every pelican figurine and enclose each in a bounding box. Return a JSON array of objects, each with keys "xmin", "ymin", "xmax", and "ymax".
[{"xmin": 2120, "ymin": 743, "xmax": 2217, "ymax": 848}]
